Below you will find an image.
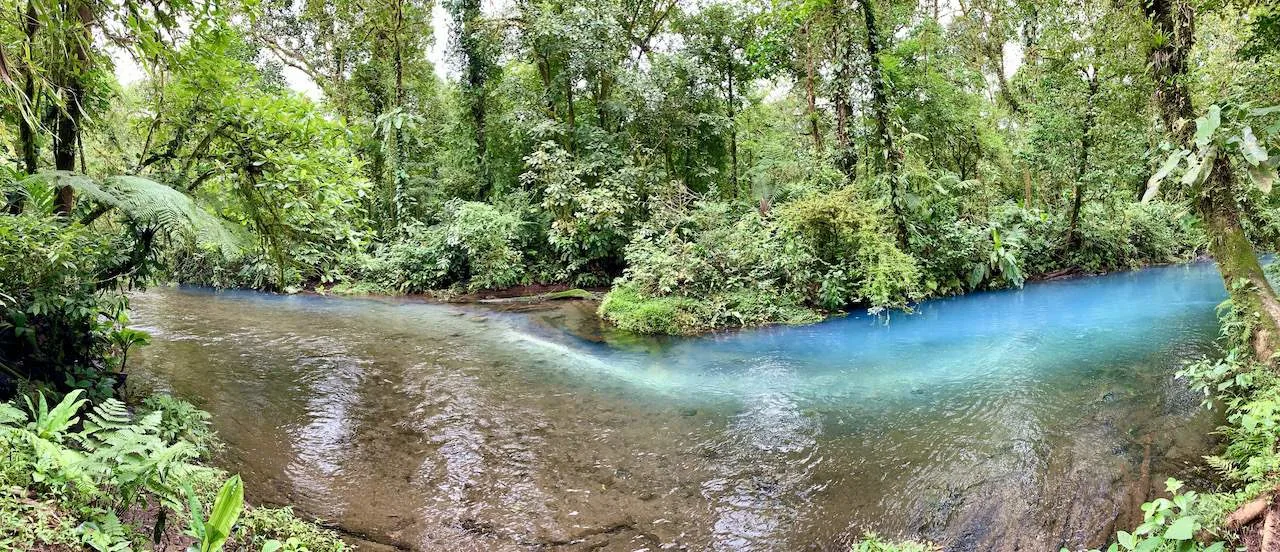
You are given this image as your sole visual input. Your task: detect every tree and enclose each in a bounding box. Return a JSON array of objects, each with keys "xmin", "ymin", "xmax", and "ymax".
[
  {"xmin": 1142, "ymin": 0, "xmax": 1280, "ymax": 363},
  {"xmin": 445, "ymin": 0, "xmax": 499, "ymax": 198}
]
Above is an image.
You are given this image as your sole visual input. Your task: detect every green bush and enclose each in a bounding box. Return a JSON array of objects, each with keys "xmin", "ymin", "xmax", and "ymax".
[
  {"xmin": 777, "ymin": 187, "xmax": 923, "ymax": 310},
  {"xmin": 601, "ymin": 189, "xmax": 919, "ymax": 334},
  {"xmin": 139, "ymin": 394, "xmax": 221, "ymax": 458},
  {"xmin": 598, "ymin": 283, "xmax": 707, "ymax": 335},
  {"xmin": 0, "ymin": 214, "xmax": 141, "ymax": 398},
  {"xmin": 851, "ymin": 532, "xmax": 938, "ymax": 552},
  {"xmin": 237, "ymin": 507, "xmax": 346, "ymax": 552},
  {"xmin": 168, "ymin": 243, "xmax": 302, "ymax": 292},
  {"xmin": 367, "ymin": 199, "xmax": 526, "ymax": 292},
  {"xmin": 0, "ymin": 392, "xmax": 342, "ymax": 551}
]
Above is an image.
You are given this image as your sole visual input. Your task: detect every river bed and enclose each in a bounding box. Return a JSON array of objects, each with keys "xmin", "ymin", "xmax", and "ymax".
[{"xmin": 128, "ymin": 263, "xmax": 1228, "ymax": 551}]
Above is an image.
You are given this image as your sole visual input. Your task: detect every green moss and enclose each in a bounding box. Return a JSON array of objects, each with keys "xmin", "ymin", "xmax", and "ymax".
[
  {"xmin": 543, "ymin": 288, "xmax": 597, "ymax": 300},
  {"xmin": 599, "ymin": 283, "xmax": 821, "ymax": 335},
  {"xmin": 599, "ymin": 284, "xmax": 706, "ymax": 335},
  {"xmin": 237, "ymin": 506, "xmax": 346, "ymax": 552}
]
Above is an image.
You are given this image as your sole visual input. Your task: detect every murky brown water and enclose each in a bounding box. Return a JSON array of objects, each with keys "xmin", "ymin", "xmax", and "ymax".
[{"xmin": 128, "ymin": 264, "xmax": 1226, "ymax": 551}]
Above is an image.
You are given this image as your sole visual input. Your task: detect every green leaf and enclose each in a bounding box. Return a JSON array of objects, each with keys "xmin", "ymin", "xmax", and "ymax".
[
  {"xmin": 261, "ymin": 541, "xmax": 283, "ymax": 552},
  {"xmin": 1240, "ymin": 126, "xmax": 1269, "ymax": 166},
  {"xmin": 0, "ymin": 403, "xmax": 25, "ymax": 425},
  {"xmin": 1195, "ymin": 106, "xmax": 1222, "ymax": 148},
  {"xmin": 1134, "ymin": 536, "xmax": 1162, "ymax": 552},
  {"xmin": 1163, "ymin": 516, "xmax": 1196, "ymax": 541},
  {"xmin": 1250, "ymin": 105, "xmax": 1280, "ymax": 117},
  {"xmin": 202, "ymin": 475, "xmax": 244, "ymax": 552},
  {"xmin": 1151, "ymin": 150, "xmax": 1185, "ymax": 184},
  {"xmin": 1117, "ymin": 530, "xmax": 1136, "ymax": 550},
  {"xmin": 1248, "ymin": 164, "xmax": 1276, "ymax": 193}
]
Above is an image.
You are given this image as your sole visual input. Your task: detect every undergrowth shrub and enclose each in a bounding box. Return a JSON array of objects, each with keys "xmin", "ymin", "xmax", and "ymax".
[
  {"xmin": 0, "ymin": 391, "xmax": 343, "ymax": 551},
  {"xmin": 366, "ymin": 199, "xmax": 526, "ymax": 292},
  {"xmin": 601, "ymin": 189, "xmax": 920, "ymax": 334},
  {"xmin": 237, "ymin": 506, "xmax": 346, "ymax": 552},
  {"xmin": 0, "ymin": 214, "xmax": 144, "ymax": 398},
  {"xmin": 777, "ymin": 187, "xmax": 923, "ymax": 311}
]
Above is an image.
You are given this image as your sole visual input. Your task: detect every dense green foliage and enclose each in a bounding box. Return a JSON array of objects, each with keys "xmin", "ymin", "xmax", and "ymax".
[
  {"xmin": 11, "ymin": 0, "xmax": 1277, "ymax": 334},
  {"xmin": 0, "ymin": 391, "xmax": 343, "ymax": 551},
  {"xmin": 6, "ymin": 0, "xmax": 1280, "ymax": 549}
]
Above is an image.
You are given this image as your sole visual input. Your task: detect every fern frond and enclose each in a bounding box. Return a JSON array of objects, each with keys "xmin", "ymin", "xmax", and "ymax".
[
  {"xmin": 22, "ymin": 171, "xmax": 248, "ymax": 255},
  {"xmin": 82, "ymin": 398, "xmax": 132, "ymax": 435}
]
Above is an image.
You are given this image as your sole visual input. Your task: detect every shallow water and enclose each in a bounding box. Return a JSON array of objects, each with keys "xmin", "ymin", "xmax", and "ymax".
[{"xmin": 129, "ymin": 263, "xmax": 1228, "ymax": 551}]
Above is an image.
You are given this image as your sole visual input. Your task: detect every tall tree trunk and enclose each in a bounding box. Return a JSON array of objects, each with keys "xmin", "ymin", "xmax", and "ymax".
[
  {"xmin": 53, "ymin": 0, "xmax": 92, "ymax": 215},
  {"xmin": 1065, "ymin": 70, "xmax": 1098, "ymax": 251},
  {"xmin": 727, "ymin": 57, "xmax": 738, "ymax": 198},
  {"xmin": 861, "ymin": 0, "xmax": 906, "ymax": 244},
  {"xmin": 18, "ymin": 0, "xmax": 38, "ymax": 176},
  {"xmin": 831, "ymin": 0, "xmax": 856, "ymax": 179},
  {"xmin": 386, "ymin": 0, "xmax": 406, "ymax": 229},
  {"xmin": 802, "ymin": 20, "xmax": 822, "ymax": 151},
  {"xmin": 453, "ymin": 0, "xmax": 491, "ymax": 197},
  {"xmin": 1146, "ymin": 0, "xmax": 1195, "ymax": 144},
  {"xmin": 1202, "ymin": 155, "xmax": 1280, "ymax": 361},
  {"xmin": 1145, "ymin": 0, "xmax": 1280, "ymax": 362}
]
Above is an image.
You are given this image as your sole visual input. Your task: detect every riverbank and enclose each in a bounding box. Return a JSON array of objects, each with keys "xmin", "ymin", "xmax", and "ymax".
[{"xmin": 289, "ymin": 254, "xmax": 1213, "ymax": 339}]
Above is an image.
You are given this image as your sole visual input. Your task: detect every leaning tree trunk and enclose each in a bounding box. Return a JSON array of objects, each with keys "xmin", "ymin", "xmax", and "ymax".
[
  {"xmin": 1145, "ymin": 0, "xmax": 1280, "ymax": 362},
  {"xmin": 1202, "ymin": 156, "xmax": 1280, "ymax": 361}
]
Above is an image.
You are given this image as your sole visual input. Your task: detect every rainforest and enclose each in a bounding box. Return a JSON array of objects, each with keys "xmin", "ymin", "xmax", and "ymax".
[{"xmin": 5, "ymin": 0, "xmax": 1280, "ymax": 549}]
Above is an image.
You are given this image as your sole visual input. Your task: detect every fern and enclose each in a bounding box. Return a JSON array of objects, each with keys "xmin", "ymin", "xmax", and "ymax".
[
  {"xmin": 24, "ymin": 390, "xmax": 87, "ymax": 442},
  {"xmin": 73, "ymin": 399, "xmax": 198, "ymax": 511},
  {"xmin": 21, "ymin": 171, "xmax": 247, "ymax": 255},
  {"xmin": 80, "ymin": 398, "xmax": 134, "ymax": 436},
  {"xmin": 78, "ymin": 510, "xmax": 131, "ymax": 552}
]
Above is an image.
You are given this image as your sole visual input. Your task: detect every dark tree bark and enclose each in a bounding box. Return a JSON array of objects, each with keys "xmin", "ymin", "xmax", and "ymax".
[
  {"xmin": 53, "ymin": 1, "xmax": 93, "ymax": 215},
  {"xmin": 18, "ymin": 0, "xmax": 39, "ymax": 176},
  {"xmin": 830, "ymin": 1, "xmax": 856, "ymax": 179}
]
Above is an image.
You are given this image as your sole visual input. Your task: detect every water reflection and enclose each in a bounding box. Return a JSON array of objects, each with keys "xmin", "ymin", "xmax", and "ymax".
[{"xmin": 130, "ymin": 263, "xmax": 1226, "ymax": 551}]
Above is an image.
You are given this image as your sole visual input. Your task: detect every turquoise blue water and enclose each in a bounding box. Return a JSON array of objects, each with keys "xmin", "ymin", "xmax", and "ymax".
[
  {"xmin": 513, "ymin": 261, "xmax": 1225, "ymax": 402},
  {"xmin": 127, "ymin": 262, "xmax": 1229, "ymax": 551}
]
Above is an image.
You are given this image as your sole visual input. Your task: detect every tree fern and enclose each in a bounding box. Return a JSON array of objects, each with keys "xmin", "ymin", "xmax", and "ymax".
[{"xmin": 22, "ymin": 171, "xmax": 247, "ymax": 255}]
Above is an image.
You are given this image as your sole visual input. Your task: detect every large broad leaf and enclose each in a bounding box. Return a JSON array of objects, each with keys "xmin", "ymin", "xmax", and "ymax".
[
  {"xmin": 1181, "ymin": 147, "xmax": 1218, "ymax": 190},
  {"xmin": 1195, "ymin": 105, "xmax": 1222, "ymax": 149},
  {"xmin": 1251, "ymin": 105, "xmax": 1280, "ymax": 117},
  {"xmin": 1163, "ymin": 516, "xmax": 1197, "ymax": 541},
  {"xmin": 1250, "ymin": 164, "xmax": 1277, "ymax": 193},
  {"xmin": 1240, "ymin": 126, "xmax": 1269, "ymax": 166},
  {"xmin": 201, "ymin": 475, "xmax": 244, "ymax": 552},
  {"xmin": 1143, "ymin": 150, "xmax": 1187, "ymax": 202}
]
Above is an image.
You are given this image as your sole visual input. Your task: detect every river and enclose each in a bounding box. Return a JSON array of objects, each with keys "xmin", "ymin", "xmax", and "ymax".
[{"xmin": 128, "ymin": 262, "xmax": 1229, "ymax": 551}]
